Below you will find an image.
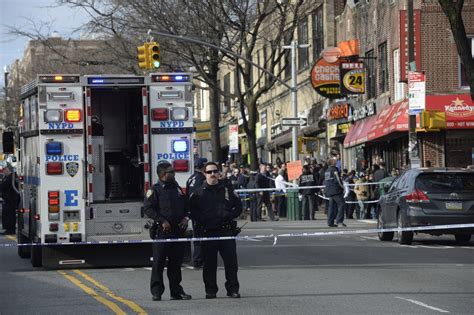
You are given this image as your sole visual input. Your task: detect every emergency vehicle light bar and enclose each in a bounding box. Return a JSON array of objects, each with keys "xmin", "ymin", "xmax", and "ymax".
[
  {"xmin": 151, "ymin": 75, "xmax": 190, "ymax": 82},
  {"xmin": 39, "ymin": 75, "xmax": 80, "ymax": 83},
  {"xmin": 87, "ymin": 77, "xmax": 145, "ymax": 85}
]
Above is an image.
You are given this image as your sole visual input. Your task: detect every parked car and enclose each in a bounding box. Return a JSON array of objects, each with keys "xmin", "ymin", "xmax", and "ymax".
[{"xmin": 377, "ymin": 168, "xmax": 474, "ymax": 245}]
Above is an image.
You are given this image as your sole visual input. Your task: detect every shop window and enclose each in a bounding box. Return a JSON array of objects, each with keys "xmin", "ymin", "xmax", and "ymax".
[{"xmin": 460, "ymin": 36, "xmax": 473, "ymax": 88}]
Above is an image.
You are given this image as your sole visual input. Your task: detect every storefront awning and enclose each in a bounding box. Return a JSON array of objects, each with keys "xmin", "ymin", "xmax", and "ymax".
[{"xmin": 344, "ymin": 99, "xmax": 409, "ymax": 148}]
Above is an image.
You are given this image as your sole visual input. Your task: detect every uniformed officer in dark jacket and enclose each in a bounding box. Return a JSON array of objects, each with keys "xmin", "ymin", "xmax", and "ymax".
[
  {"xmin": 189, "ymin": 161, "xmax": 243, "ymax": 299},
  {"xmin": 0, "ymin": 165, "xmax": 19, "ymax": 235},
  {"xmin": 144, "ymin": 161, "xmax": 192, "ymax": 301},
  {"xmin": 323, "ymin": 158, "xmax": 346, "ymax": 227},
  {"xmin": 186, "ymin": 157, "xmax": 207, "ymax": 268},
  {"xmin": 299, "ymin": 165, "xmax": 317, "ymax": 220}
]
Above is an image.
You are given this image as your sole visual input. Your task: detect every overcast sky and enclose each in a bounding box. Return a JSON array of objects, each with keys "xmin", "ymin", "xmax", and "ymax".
[{"xmin": 0, "ymin": 0, "xmax": 89, "ymax": 86}]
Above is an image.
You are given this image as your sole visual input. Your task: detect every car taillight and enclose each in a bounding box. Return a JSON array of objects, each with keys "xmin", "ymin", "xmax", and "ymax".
[
  {"xmin": 173, "ymin": 159, "xmax": 189, "ymax": 172},
  {"xmin": 47, "ymin": 162, "xmax": 63, "ymax": 175},
  {"xmin": 65, "ymin": 109, "xmax": 81, "ymax": 122},
  {"xmin": 405, "ymin": 189, "xmax": 429, "ymax": 203},
  {"xmin": 152, "ymin": 108, "xmax": 169, "ymax": 121}
]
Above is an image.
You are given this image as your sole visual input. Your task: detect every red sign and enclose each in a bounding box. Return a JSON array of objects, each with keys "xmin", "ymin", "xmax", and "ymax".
[
  {"xmin": 328, "ymin": 103, "xmax": 351, "ymax": 121},
  {"xmin": 400, "ymin": 10, "xmax": 421, "ymax": 82},
  {"xmin": 287, "ymin": 160, "xmax": 303, "ymax": 181},
  {"xmin": 426, "ymin": 94, "xmax": 474, "ymax": 129},
  {"xmin": 310, "ymin": 57, "xmax": 343, "ymax": 99}
]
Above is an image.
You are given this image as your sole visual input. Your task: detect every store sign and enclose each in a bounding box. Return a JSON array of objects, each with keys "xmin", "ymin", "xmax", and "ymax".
[
  {"xmin": 310, "ymin": 57, "xmax": 343, "ymax": 99},
  {"xmin": 229, "ymin": 124, "xmax": 239, "ymax": 153},
  {"xmin": 340, "ymin": 62, "xmax": 365, "ymax": 94},
  {"xmin": 400, "ymin": 10, "xmax": 421, "ymax": 82},
  {"xmin": 353, "ymin": 103, "xmax": 376, "ymax": 121},
  {"xmin": 408, "ymin": 71, "xmax": 426, "ymax": 114},
  {"xmin": 426, "ymin": 95, "xmax": 474, "ymax": 129},
  {"xmin": 337, "ymin": 123, "xmax": 350, "ymax": 135},
  {"xmin": 328, "ymin": 103, "xmax": 351, "ymax": 121}
]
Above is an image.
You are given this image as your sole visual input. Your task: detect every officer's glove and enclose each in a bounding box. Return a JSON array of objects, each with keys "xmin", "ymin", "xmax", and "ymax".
[{"xmin": 178, "ymin": 217, "xmax": 189, "ymax": 230}]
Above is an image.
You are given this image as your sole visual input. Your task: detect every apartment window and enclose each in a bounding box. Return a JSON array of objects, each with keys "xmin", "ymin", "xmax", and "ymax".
[
  {"xmin": 298, "ymin": 16, "xmax": 309, "ymax": 70},
  {"xmin": 378, "ymin": 42, "xmax": 388, "ymax": 93},
  {"xmin": 263, "ymin": 44, "xmax": 270, "ymax": 85},
  {"xmin": 393, "ymin": 49, "xmax": 404, "ymax": 101},
  {"xmin": 223, "ymin": 73, "xmax": 231, "ymax": 114},
  {"xmin": 460, "ymin": 36, "xmax": 473, "ymax": 88},
  {"xmin": 312, "ymin": 6, "xmax": 324, "ymax": 60},
  {"xmin": 366, "ymin": 49, "xmax": 376, "ymax": 99}
]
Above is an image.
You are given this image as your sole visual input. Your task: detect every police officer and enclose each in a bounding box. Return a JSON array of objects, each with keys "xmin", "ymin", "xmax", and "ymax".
[
  {"xmin": 189, "ymin": 161, "xmax": 242, "ymax": 299},
  {"xmin": 298, "ymin": 165, "xmax": 317, "ymax": 220},
  {"xmin": 323, "ymin": 157, "xmax": 346, "ymax": 227},
  {"xmin": 186, "ymin": 157, "xmax": 207, "ymax": 268},
  {"xmin": 144, "ymin": 161, "xmax": 192, "ymax": 301},
  {"xmin": 0, "ymin": 165, "xmax": 19, "ymax": 235}
]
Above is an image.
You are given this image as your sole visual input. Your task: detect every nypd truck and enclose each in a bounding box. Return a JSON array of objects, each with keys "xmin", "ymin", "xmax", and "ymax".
[{"xmin": 15, "ymin": 73, "xmax": 194, "ymax": 268}]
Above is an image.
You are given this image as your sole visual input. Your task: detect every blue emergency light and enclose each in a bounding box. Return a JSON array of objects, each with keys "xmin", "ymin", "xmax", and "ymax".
[
  {"xmin": 91, "ymin": 79, "xmax": 105, "ymax": 84},
  {"xmin": 172, "ymin": 139, "xmax": 188, "ymax": 153},
  {"xmin": 46, "ymin": 141, "xmax": 63, "ymax": 155}
]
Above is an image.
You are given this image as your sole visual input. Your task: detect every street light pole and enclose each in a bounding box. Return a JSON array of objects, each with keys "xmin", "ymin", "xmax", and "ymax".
[{"xmin": 283, "ymin": 40, "xmax": 309, "ymax": 162}]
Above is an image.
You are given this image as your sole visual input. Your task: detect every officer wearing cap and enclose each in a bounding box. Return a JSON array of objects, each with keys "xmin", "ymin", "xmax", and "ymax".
[
  {"xmin": 186, "ymin": 157, "xmax": 207, "ymax": 268},
  {"xmin": 189, "ymin": 161, "xmax": 243, "ymax": 299},
  {"xmin": 144, "ymin": 161, "xmax": 192, "ymax": 301}
]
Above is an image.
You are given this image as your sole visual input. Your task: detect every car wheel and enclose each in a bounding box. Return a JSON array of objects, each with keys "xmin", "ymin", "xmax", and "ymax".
[
  {"xmin": 454, "ymin": 234, "xmax": 471, "ymax": 244},
  {"xmin": 397, "ymin": 211, "xmax": 413, "ymax": 245},
  {"xmin": 377, "ymin": 208, "xmax": 394, "ymax": 241}
]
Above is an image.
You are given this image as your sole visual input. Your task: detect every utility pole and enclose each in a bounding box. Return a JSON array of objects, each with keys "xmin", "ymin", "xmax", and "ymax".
[
  {"xmin": 283, "ymin": 40, "xmax": 309, "ymax": 162},
  {"xmin": 407, "ymin": 0, "xmax": 420, "ymax": 168}
]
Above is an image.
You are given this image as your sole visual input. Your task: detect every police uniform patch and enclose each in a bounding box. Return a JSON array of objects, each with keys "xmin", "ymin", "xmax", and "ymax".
[
  {"xmin": 66, "ymin": 162, "xmax": 79, "ymax": 177},
  {"xmin": 146, "ymin": 189, "xmax": 153, "ymax": 199}
]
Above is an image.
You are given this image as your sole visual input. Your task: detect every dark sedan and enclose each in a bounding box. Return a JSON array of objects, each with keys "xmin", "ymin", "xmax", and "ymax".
[{"xmin": 377, "ymin": 168, "xmax": 474, "ymax": 245}]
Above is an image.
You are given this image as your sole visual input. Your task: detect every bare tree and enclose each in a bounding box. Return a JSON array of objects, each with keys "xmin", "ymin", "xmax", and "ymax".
[{"xmin": 438, "ymin": 0, "xmax": 474, "ymax": 101}]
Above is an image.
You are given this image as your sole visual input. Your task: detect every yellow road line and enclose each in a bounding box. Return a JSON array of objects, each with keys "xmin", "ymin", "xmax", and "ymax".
[
  {"xmin": 58, "ymin": 271, "xmax": 127, "ymax": 315},
  {"xmin": 5, "ymin": 235, "xmax": 16, "ymax": 242},
  {"xmin": 73, "ymin": 269, "xmax": 147, "ymax": 315}
]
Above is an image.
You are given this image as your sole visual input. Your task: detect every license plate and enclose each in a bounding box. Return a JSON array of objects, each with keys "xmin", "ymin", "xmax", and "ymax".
[{"xmin": 446, "ymin": 201, "xmax": 462, "ymax": 210}]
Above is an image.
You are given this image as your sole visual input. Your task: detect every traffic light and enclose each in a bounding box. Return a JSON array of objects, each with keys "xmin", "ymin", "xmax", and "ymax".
[
  {"xmin": 148, "ymin": 42, "xmax": 160, "ymax": 69},
  {"xmin": 2, "ymin": 131, "xmax": 14, "ymax": 154},
  {"xmin": 137, "ymin": 43, "xmax": 149, "ymax": 69}
]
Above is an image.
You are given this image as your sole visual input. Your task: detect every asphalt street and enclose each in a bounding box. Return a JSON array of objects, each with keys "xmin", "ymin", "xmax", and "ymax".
[{"xmin": 1, "ymin": 216, "xmax": 473, "ymax": 315}]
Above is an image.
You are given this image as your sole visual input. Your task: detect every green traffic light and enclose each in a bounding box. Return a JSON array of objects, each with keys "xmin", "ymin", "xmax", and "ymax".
[{"xmin": 152, "ymin": 61, "xmax": 160, "ymax": 68}]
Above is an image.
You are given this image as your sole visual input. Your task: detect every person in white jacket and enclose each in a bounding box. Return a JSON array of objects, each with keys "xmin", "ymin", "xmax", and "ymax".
[{"xmin": 275, "ymin": 169, "xmax": 287, "ymax": 218}]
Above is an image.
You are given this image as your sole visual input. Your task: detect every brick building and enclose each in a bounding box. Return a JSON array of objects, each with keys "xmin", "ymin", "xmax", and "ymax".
[{"xmin": 338, "ymin": 0, "xmax": 474, "ymax": 172}]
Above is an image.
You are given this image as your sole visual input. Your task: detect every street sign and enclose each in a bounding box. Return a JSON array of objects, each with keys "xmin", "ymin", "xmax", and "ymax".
[
  {"xmin": 281, "ymin": 117, "xmax": 307, "ymax": 126},
  {"xmin": 408, "ymin": 71, "xmax": 425, "ymax": 115}
]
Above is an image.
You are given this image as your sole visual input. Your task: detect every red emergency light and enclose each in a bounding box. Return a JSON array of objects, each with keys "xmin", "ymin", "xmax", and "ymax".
[
  {"xmin": 173, "ymin": 159, "xmax": 189, "ymax": 172},
  {"xmin": 152, "ymin": 108, "xmax": 169, "ymax": 121},
  {"xmin": 46, "ymin": 162, "xmax": 63, "ymax": 175}
]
